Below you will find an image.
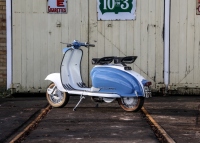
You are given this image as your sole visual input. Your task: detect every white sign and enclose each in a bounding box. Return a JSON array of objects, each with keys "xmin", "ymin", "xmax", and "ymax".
[
  {"xmin": 197, "ymin": 0, "xmax": 200, "ymax": 15},
  {"xmin": 97, "ymin": 0, "xmax": 136, "ymax": 20},
  {"xmin": 47, "ymin": 0, "xmax": 67, "ymax": 14}
]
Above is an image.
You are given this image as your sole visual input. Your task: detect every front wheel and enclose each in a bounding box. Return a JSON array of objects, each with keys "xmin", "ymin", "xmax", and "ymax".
[
  {"xmin": 46, "ymin": 83, "xmax": 70, "ymax": 108},
  {"xmin": 117, "ymin": 97, "xmax": 144, "ymax": 112}
]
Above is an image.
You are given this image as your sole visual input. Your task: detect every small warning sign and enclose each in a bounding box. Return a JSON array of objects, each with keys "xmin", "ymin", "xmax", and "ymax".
[
  {"xmin": 197, "ymin": 0, "xmax": 200, "ymax": 15},
  {"xmin": 47, "ymin": 0, "xmax": 67, "ymax": 14}
]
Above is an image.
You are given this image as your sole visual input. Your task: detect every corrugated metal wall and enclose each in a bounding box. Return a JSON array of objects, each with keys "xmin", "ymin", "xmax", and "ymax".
[
  {"xmin": 170, "ymin": 0, "xmax": 200, "ymax": 94},
  {"xmin": 12, "ymin": 0, "xmax": 164, "ymax": 92}
]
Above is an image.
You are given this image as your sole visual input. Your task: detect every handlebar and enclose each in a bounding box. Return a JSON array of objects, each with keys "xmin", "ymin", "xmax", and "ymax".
[
  {"xmin": 65, "ymin": 40, "xmax": 95, "ymax": 49},
  {"xmin": 87, "ymin": 44, "xmax": 95, "ymax": 47}
]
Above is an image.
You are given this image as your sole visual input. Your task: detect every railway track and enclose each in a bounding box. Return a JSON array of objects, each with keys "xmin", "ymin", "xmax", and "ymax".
[
  {"xmin": 6, "ymin": 103, "xmax": 175, "ymax": 143},
  {"xmin": 141, "ymin": 108, "xmax": 175, "ymax": 143},
  {"xmin": 8, "ymin": 105, "xmax": 52, "ymax": 143}
]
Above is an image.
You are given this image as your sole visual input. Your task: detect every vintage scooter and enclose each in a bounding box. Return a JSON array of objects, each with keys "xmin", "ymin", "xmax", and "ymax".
[{"xmin": 45, "ymin": 40, "xmax": 152, "ymax": 112}]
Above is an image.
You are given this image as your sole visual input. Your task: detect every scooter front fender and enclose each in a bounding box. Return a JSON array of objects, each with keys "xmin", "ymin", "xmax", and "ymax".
[{"xmin": 45, "ymin": 73, "xmax": 67, "ymax": 92}]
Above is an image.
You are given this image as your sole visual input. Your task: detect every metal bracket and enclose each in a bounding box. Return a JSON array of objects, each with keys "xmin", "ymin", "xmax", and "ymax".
[
  {"xmin": 47, "ymin": 85, "xmax": 56, "ymax": 95},
  {"xmin": 135, "ymin": 90, "xmax": 138, "ymax": 97},
  {"xmin": 73, "ymin": 94, "xmax": 85, "ymax": 111}
]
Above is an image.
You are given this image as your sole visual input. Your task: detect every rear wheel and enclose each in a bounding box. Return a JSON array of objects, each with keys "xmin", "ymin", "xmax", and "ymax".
[
  {"xmin": 117, "ymin": 97, "xmax": 144, "ymax": 112},
  {"xmin": 46, "ymin": 83, "xmax": 70, "ymax": 108}
]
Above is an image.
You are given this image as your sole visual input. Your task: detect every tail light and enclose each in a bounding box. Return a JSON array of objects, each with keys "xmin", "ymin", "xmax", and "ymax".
[
  {"xmin": 144, "ymin": 82, "xmax": 152, "ymax": 86},
  {"xmin": 142, "ymin": 80, "xmax": 152, "ymax": 86}
]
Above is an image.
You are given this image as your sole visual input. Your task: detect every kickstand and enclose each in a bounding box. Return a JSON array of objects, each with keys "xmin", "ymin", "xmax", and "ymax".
[{"xmin": 73, "ymin": 95, "xmax": 85, "ymax": 111}]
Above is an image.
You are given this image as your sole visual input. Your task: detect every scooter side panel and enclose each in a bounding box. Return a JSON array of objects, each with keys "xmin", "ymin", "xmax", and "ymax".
[{"xmin": 91, "ymin": 67, "xmax": 144, "ymax": 97}]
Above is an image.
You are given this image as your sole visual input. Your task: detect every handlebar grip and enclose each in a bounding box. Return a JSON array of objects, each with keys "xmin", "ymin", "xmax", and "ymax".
[
  {"xmin": 88, "ymin": 44, "xmax": 95, "ymax": 47},
  {"xmin": 67, "ymin": 44, "xmax": 72, "ymax": 47}
]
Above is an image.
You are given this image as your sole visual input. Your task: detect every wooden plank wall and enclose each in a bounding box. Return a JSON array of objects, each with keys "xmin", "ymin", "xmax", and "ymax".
[
  {"xmin": 170, "ymin": 0, "xmax": 200, "ymax": 92},
  {"xmin": 12, "ymin": 0, "xmax": 164, "ymax": 92},
  {"xmin": 12, "ymin": 0, "xmax": 200, "ymax": 93},
  {"xmin": 89, "ymin": 0, "xmax": 164, "ymax": 88},
  {"xmin": 12, "ymin": 0, "xmax": 88, "ymax": 92}
]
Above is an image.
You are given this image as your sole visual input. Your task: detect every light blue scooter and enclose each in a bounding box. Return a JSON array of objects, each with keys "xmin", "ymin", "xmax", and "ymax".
[{"xmin": 45, "ymin": 40, "xmax": 152, "ymax": 112}]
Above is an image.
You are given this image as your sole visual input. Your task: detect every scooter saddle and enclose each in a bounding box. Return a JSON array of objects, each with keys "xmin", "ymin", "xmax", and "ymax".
[
  {"xmin": 92, "ymin": 56, "xmax": 114, "ymax": 65},
  {"xmin": 92, "ymin": 56, "xmax": 137, "ymax": 65},
  {"xmin": 114, "ymin": 56, "xmax": 137, "ymax": 64}
]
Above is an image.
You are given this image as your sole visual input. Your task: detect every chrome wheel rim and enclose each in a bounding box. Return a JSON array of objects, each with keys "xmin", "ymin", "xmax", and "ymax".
[
  {"xmin": 48, "ymin": 88, "xmax": 64, "ymax": 104},
  {"xmin": 122, "ymin": 97, "xmax": 138, "ymax": 108}
]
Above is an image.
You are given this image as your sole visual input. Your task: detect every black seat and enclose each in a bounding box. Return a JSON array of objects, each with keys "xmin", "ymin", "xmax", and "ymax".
[
  {"xmin": 92, "ymin": 56, "xmax": 137, "ymax": 65},
  {"xmin": 92, "ymin": 56, "xmax": 114, "ymax": 65},
  {"xmin": 114, "ymin": 56, "xmax": 137, "ymax": 64},
  {"xmin": 91, "ymin": 58, "xmax": 100, "ymax": 65}
]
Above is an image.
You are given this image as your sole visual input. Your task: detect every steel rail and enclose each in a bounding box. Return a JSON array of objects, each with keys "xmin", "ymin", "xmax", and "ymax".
[
  {"xmin": 141, "ymin": 107, "xmax": 176, "ymax": 143},
  {"xmin": 8, "ymin": 105, "xmax": 175, "ymax": 143},
  {"xmin": 9, "ymin": 105, "xmax": 52, "ymax": 143}
]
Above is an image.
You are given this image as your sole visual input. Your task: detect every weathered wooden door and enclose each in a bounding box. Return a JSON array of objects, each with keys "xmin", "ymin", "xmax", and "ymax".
[
  {"xmin": 12, "ymin": 0, "xmax": 164, "ymax": 92},
  {"xmin": 88, "ymin": 0, "xmax": 164, "ymax": 90},
  {"xmin": 170, "ymin": 0, "xmax": 200, "ymax": 93},
  {"xmin": 12, "ymin": 0, "xmax": 89, "ymax": 92}
]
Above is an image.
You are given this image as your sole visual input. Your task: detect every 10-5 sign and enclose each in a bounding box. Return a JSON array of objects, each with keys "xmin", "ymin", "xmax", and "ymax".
[
  {"xmin": 101, "ymin": 0, "xmax": 132, "ymax": 14},
  {"xmin": 97, "ymin": 0, "xmax": 136, "ymax": 20}
]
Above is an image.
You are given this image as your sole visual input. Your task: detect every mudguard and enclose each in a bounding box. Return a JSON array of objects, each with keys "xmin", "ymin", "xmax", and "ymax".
[{"xmin": 45, "ymin": 73, "xmax": 67, "ymax": 92}]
